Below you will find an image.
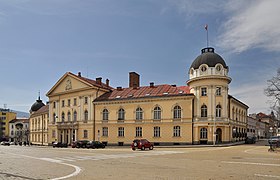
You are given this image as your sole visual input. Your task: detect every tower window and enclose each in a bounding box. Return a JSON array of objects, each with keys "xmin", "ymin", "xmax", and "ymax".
[
  {"xmin": 201, "ymin": 88, "xmax": 207, "ymax": 96},
  {"xmin": 216, "ymin": 87, "xmax": 221, "ymax": 96}
]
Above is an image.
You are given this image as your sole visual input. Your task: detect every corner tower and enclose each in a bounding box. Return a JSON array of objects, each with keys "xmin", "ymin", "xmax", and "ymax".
[{"xmin": 187, "ymin": 47, "xmax": 231, "ymax": 144}]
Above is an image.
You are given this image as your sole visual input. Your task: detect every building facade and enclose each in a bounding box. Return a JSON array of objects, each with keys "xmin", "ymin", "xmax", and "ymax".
[
  {"xmin": 29, "ymin": 104, "xmax": 49, "ymax": 145},
  {"xmin": 0, "ymin": 108, "xmax": 16, "ymax": 141},
  {"xmin": 9, "ymin": 118, "xmax": 29, "ymax": 144},
  {"xmin": 46, "ymin": 47, "xmax": 248, "ymax": 146}
]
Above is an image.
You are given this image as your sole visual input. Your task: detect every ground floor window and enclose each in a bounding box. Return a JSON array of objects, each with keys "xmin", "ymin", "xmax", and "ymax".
[
  {"xmin": 118, "ymin": 127, "xmax": 124, "ymax": 137},
  {"xmin": 102, "ymin": 127, "xmax": 108, "ymax": 137},
  {"xmin": 52, "ymin": 130, "xmax": 56, "ymax": 138},
  {"xmin": 154, "ymin": 126, "xmax": 160, "ymax": 137},
  {"xmin": 83, "ymin": 130, "xmax": 88, "ymax": 138},
  {"xmin": 136, "ymin": 127, "xmax": 142, "ymax": 137},
  {"xmin": 173, "ymin": 126, "xmax": 181, "ymax": 137},
  {"xmin": 200, "ymin": 128, "xmax": 207, "ymax": 139}
]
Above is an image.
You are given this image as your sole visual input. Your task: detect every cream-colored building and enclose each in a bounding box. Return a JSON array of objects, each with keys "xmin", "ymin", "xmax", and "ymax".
[{"xmin": 46, "ymin": 47, "xmax": 248, "ymax": 146}]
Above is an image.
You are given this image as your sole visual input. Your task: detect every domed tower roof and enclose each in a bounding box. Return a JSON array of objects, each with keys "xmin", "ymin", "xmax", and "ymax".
[
  {"xmin": 30, "ymin": 96, "xmax": 45, "ymax": 112},
  {"xmin": 190, "ymin": 47, "xmax": 227, "ymax": 70}
]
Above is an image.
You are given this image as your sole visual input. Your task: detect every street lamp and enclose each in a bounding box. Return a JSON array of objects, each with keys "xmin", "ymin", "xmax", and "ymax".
[{"xmin": 233, "ymin": 128, "xmax": 236, "ymax": 142}]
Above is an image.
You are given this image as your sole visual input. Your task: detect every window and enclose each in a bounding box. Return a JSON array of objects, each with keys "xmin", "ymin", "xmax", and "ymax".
[
  {"xmin": 84, "ymin": 97, "xmax": 88, "ymax": 104},
  {"xmin": 118, "ymin": 108, "xmax": 125, "ymax": 120},
  {"xmin": 62, "ymin": 100, "xmax": 65, "ymax": 107},
  {"xmin": 136, "ymin": 127, "xmax": 142, "ymax": 137},
  {"xmin": 216, "ymin": 87, "xmax": 221, "ymax": 96},
  {"xmin": 200, "ymin": 128, "xmax": 208, "ymax": 139},
  {"xmin": 61, "ymin": 112, "xmax": 65, "ymax": 122},
  {"xmin": 154, "ymin": 106, "xmax": 161, "ymax": 120},
  {"xmin": 201, "ymin": 87, "xmax": 207, "ymax": 96},
  {"xmin": 216, "ymin": 65, "xmax": 221, "ymax": 71},
  {"xmin": 68, "ymin": 99, "xmax": 71, "ymax": 107},
  {"xmin": 118, "ymin": 127, "xmax": 124, "ymax": 137},
  {"xmin": 201, "ymin": 105, "xmax": 207, "ymax": 117},
  {"xmin": 201, "ymin": 65, "xmax": 207, "ymax": 72},
  {"xmin": 73, "ymin": 111, "xmax": 77, "ymax": 122},
  {"xmin": 83, "ymin": 130, "xmax": 88, "ymax": 138},
  {"xmin": 154, "ymin": 126, "xmax": 160, "ymax": 137},
  {"xmin": 173, "ymin": 106, "xmax": 181, "ymax": 119},
  {"xmin": 74, "ymin": 98, "xmax": 77, "ymax": 106},
  {"xmin": 11, "ymin": 130, "xmax": 14, "ymax": 136},
  {"xmin": 67, "ymin": 112, "xmax": 71, "ymax": 121},
  {"xmin": 173, "ymin": 126, "xmax": 181, "ymax": 137},
  {"xmin": 216, "ymin": 105, "xmax": 222, "ymax": 118},
  {"xmin": 84, "ymin": 110, "xmax": 88, "ymax": 121},
  {"xmin": 53, "ymin": 113, "xmax": 56, "ymax": 123},
  {"xmin": 53, "ymin": 102, "xmax": 56, "ymax": 108},
  {"xmin": 136, "ymin": 107, "xmax": 143, "ymax": 120},
  {"xmin": 102, "ymin": 127, "xmax": 108, "ymax": 137},
  {"xmin": 52, "ymin": 130, "xmax": 56, "ymax": 138},
  {"xmin": 103, "ymin": 109, "xmax": 109, "ymax": 121}
]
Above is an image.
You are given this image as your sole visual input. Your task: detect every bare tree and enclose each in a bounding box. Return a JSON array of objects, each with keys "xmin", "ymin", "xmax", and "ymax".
[{"xmin": 265, "ymin": 68, "xmax": 280, "ymax": 118}]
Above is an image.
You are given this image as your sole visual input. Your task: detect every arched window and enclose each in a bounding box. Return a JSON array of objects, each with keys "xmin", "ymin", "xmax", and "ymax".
[
  {"xmin": 73, "ymin": 111, "xmax": 77, "ymax": 122},
  {"xmin": 173, "ymin": 106, "xmax": 181, "ymax": 119},
  {"xmin": 201, "ymin": 105, "xmax": 207, "ymax": 117},
  {"xmin": 154, "ymin": 106, "xmax": 161, "ymax": 120},
  {"xmin": 61, "ymin": 112, "xmax": 65, "ymax": 122},
  {"xmin": 118, "ymin": 108, "xmax": 125, "ymax": 120},
  {"xmin": 200, "ymin": 128, "xmax": 208, "ymax": 139},
  {"xmin": 84, "ymin": 110, "xmax": 88, "ymax": 121},
  {"xmin": 173, "ymin": 126, "xmax": 181, "ymax": 137},
  {"xmin": 216, "ymin": 104, "xmax": 222, "ymax": 117},
  {"xmin": 67, "ymin": 111, "xmax": 71, "ymax": 122},
  {"xmin": 103, "ymin": 109, "xmax": 109, "ymax": 121},
  {"xmin": 136, "ymin": 107, "xmax": 143, "ymax": 120}
]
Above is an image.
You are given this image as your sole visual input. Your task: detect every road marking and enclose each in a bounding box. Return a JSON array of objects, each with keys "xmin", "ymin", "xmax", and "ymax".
[
  {"xmin": 4, "ymin": 152, "xmax": 82, "ymax": 180},
  {"xmin": 255, "ymin": 174, "xmax": 280, "ymax": 179},
  {"xmin": 222, "ymin": 161, "xmax": 280, "ymax": 167}
]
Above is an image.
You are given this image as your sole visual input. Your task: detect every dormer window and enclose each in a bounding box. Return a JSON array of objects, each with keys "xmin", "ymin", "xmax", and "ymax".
[
  {"xmin": 200, "ymin": 65, "xmax": 207, "ymax": 72},
  {"xmin": 216, "ymin": 65, "xmax": 222, "ymax": 71}
]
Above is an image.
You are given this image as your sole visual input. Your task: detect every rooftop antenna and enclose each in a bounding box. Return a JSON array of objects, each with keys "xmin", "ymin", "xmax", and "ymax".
[{"xmin": 205, "ymin": 24, "xmax": 209, "ymax": 47}]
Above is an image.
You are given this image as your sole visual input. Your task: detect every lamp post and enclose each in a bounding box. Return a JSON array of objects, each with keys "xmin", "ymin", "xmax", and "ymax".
[{"xmin": 233, "ymin": 127, "xmax": 236, "ymax": 142}]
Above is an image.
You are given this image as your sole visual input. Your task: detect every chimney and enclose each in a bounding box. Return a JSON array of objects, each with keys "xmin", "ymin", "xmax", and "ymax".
[
  {"xmin": 78, "ymin": 72, "xmax": 81, "ymax": 77},
  {"xmin": 96, "ymin": 77, "xmax": 102, "ymax": 85},
  {"xmin": 117, "ymin": 86, "xmax": 123, "ymax": 91},
  {"xmin": 106, "ymin": 79, "xmax": 110, "ymax": 87},
  {"xmin": 150, "ymin": 82, "xmax": 154, "ymax": 88},
  {"xmin": 129, "ymin": 72, "xmax": 140, "ymax": 88}
]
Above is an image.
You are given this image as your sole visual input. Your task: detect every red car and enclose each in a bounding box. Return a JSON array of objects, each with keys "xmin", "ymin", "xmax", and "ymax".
[{"xmin": 131, "ymin": 139, "xmax": 153, "ymax": 151}]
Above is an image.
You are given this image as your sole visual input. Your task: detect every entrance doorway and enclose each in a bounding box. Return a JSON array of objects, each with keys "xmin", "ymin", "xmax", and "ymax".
[{"xmin": 216, "ymin": 128, "xmax": 222, "ymax": 143}]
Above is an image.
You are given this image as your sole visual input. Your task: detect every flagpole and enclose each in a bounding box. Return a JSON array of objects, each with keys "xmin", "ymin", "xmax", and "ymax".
[{"xmin": 205, "ymin": 24, "xmax": 209, "ymax": 47}]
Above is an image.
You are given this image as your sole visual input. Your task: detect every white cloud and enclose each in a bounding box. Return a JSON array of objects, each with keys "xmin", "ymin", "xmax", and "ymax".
[{"xmin": 217, "ymin": 0, "xmax": 280, "ymax": 53}]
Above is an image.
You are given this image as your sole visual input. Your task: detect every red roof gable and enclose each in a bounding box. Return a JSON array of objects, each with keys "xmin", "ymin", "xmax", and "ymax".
[{"xmin": 95, "ymin": 84, "xmax": 192, "ymax": 102}]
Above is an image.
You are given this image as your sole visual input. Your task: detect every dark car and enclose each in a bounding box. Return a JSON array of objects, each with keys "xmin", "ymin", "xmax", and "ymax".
[
  {"xmin": 268, "ymin": 136, "xmax": 280, "ymax": 147},
  {"xmin": 52, "ymin": 142, "xmax": 68, "ymax": 148},
  {"xmin": 86, "ymin": 141, "xmax": 105, "ymax": 149},
  {"xmin": 0, "ymin": 141, "xmax": 10, "ymax": 146},
  {"xmin": 245, "ymin": 136, "xmax": 256, "ymax": 144},
  {"xmin": 131, "ymin": 139, "xmax": 153, "ymax": 151},
  {"xmin": 74, "ymin": 140, "xmax": 89, "ymax": 148}
]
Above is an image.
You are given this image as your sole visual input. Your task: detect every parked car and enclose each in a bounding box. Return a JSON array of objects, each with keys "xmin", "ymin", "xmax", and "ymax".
[
  {"xmin": 245, "ymin": 136, "xmax": 256, "ymax": 144},
  {"xmin": 131, "ymin": 139, "xmax": 153, "ymax": 151},
  {"xmin": 268, "ymin": 136, "xmax": 280, "ymax": 147},
  {"xmin": 52, "ymin": 142, "xmax": 68, "ymax": 148},
  {"xmin": 0, "ymin": 141, "xmax": 10, "ymax": 146},
  {"xmin": 86, "ymin": 141, "xmax": 105, "ymax": 149},
  {"xmin": 72, "ymin": 140, "xmax": 89, "ymax": 148}
]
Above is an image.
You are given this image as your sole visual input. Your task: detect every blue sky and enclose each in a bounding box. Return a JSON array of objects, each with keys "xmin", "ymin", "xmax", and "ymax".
[{"xmin": 0, "ymin": 0, "xmax": 279, "ymax": 115}]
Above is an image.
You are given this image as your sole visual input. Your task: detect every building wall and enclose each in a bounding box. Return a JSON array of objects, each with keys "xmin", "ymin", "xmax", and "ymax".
[
  {"xmin": 0, "ymin": 110, "xmax": 16, "ymax": 139},
  {"xmin": 95, "ymin": 96, "xmax": 194, "ymax": 145},
  {"xmin": 30, "ymin": 111, "xmax": 49, "ymax": 145}
]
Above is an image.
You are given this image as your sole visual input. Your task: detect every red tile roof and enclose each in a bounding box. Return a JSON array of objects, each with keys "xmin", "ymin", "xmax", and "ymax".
[
  {"xmin": 95, "ymin": 84, "xmax": 192, "ymax": 102},
  {"xmin": 69, "ymin": 72, "xmax": 113, "ymax": 90}
]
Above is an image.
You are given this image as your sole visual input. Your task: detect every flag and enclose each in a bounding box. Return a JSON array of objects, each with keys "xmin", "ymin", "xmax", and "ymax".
[{"xmin": 205, "ymin": 24, "xmax": 208, "ymax": 31}]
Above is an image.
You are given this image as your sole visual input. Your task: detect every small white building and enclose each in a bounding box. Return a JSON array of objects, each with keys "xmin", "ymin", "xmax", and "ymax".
[{"xmin": 9, "ymin": 118, "xmax": 29, "ymax": 144}]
